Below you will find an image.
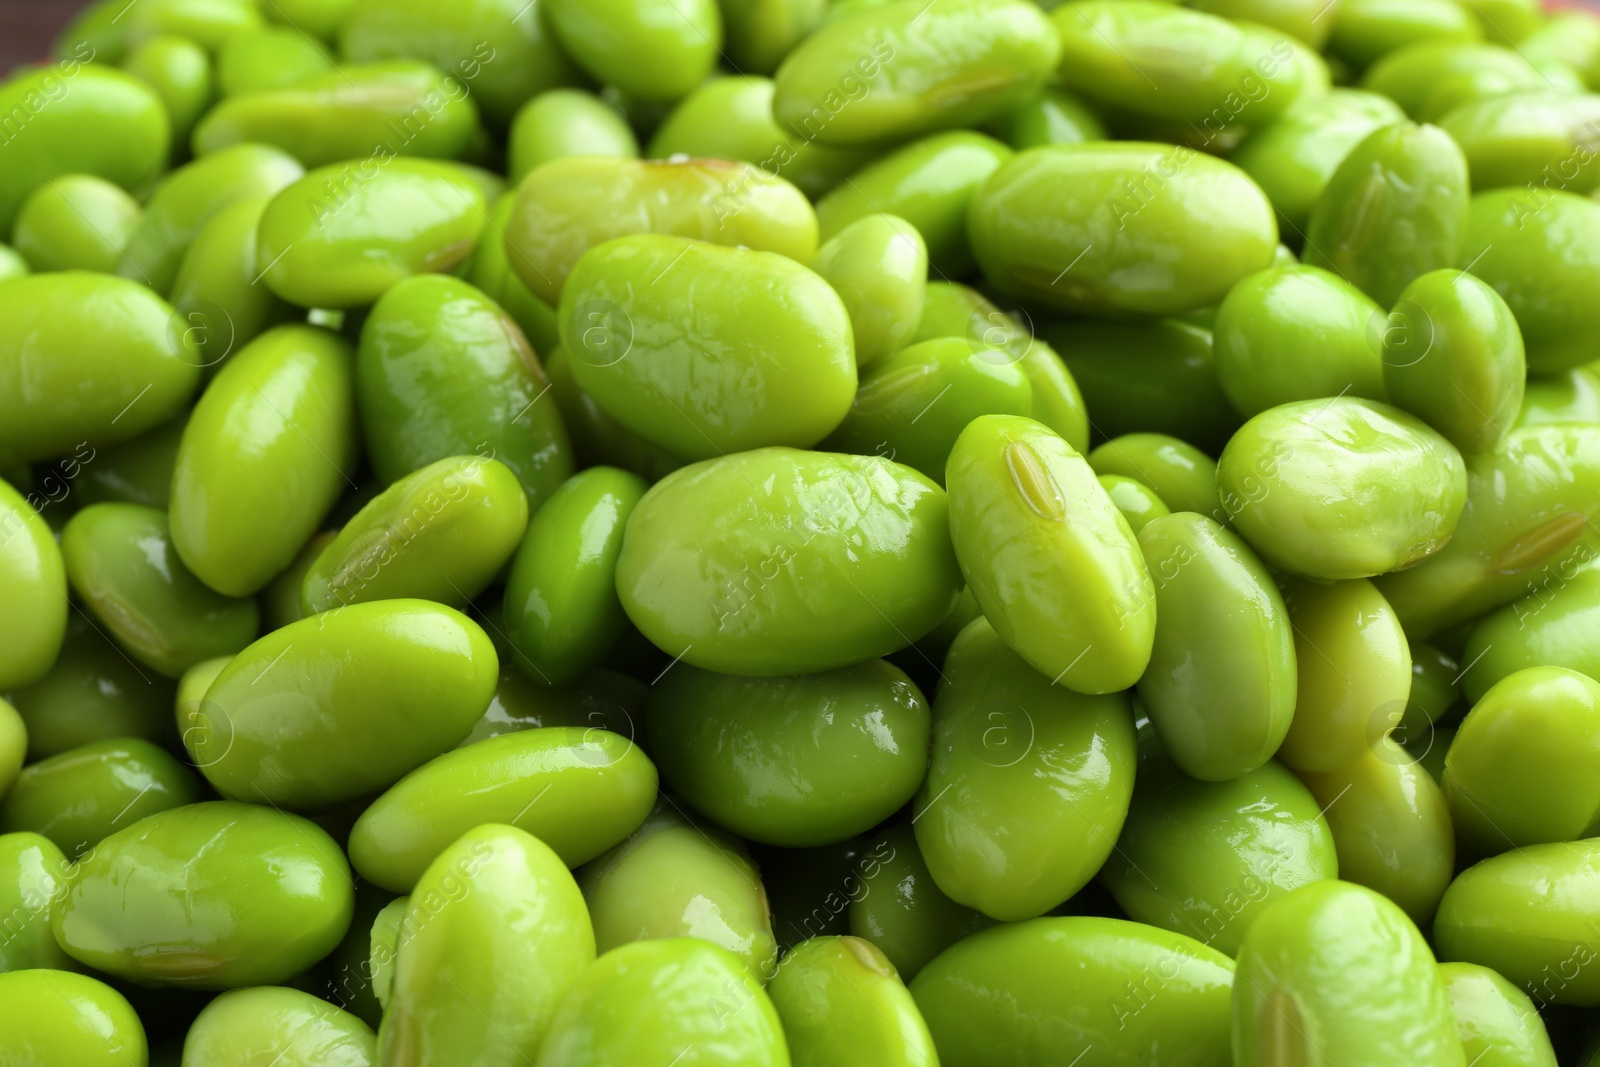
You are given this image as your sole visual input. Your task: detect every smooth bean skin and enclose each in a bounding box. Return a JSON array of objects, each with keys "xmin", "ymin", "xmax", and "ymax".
[
  {"xmin": 1233, "ymin": 881, "xmax": 1464, "ymax": 1067},
  {"xmin": 0, "ymin": 970, "xmax": 147, "ymax": 1067},
  {"xmin": 122, "ymin": 35, "xmax": 212, "ymax": 152},
  {"xmin": 192, "ymin": 600, "xmax": 497, "ymax": 809},
  {"xmin": 1374, "ymin": 425, "xmax": 1600, "ymax": 636},
  {"xmin": 180, "ymin": 986, "xmax": 376, "ymax": 1067},
  {"xmin": 1362, "ymin": 42, "xmax": 1556, "ymax": 121},
  {"xmin": 1277, "ymin": 577, "xmax": 1412, "ymax": 772},
  {"xmin": 0, "ymin": 273, "xmax": 198, "ymax": 466},
  {"xmin": 1043, "ymin": 318, "xmax": 1238, "ymax": 454},
  {"xmin": 8, "ymin": 616, "xmax": 174, "ymax": 760},
  {"xmin": 461, "ymin": 665, "xmax": 645, "ymax": 746},
  {"xmin": 1230, "ymin": 89, "xmax": 1407, "ymax": 232},
  {"xmin": 0, "ymin": 696, "xmax": 22, "ymax": 792},
  {"xmin": 505, "ymin": 156, "xmax": 818, "ymax": 305},
  {"xmin": 0, "ymin": 63, "xmax": 169, "ymax": 236},
  {"xmin": 1213, "ymin": 264, "xmax": 1388, "ymax": 419},
  {"xmin": 1189, "ymin": 0, "xmax": 1334, "ymax": 45},
  {"xmin": 1218, "ymin": 397, "xmax": 1467, "ymax": 580},
  {"xmin": 559, "ymin": 235, "xmax": 855, "ymax": 459},
  {"xmin": 339, "ymin": 0, "xmax": 579, "ymax": 129},
  {"xmin": 545, "ymin": 0, "xmax": 721, "ymax": 103},
  {"xmin": 825, "ymin": 338, "xmax": 1032, "ymax": 484},
  {"xmin": 971, "ymin": 143, "xmax": 1278, "ymax": 316},
  {"xmin": 1434, "ymin": 840, "xmax": 1600, "ymax": 1005},
  {"xmin": 193, "ymin": 61, "xmax": 483, "ymax": 168},
  {"xmin": 357, "ymin": 275, "xmax": 572, "ymax": 509},
  {"xmin": 1305, "ymin": 122, "xmax": 1471, "ymax": 307},
  {"xmin": 1087, "ymin": 433, "xmax": 1221, "ymax": 519},
  {"xmin": 215, "ymin": 27, "xmax": 335, "ymax": 96},
  {"xmin": 817, "ymin": 132, "xmax": 1012, "ymax": 278},
  {"xmin": 1461, "ymin": 562, "xmax": 1600, "ymax": 701},
  {"xmin": 544, "ymin": 345, "xmax": 684, "ymax": 480},
  {"xmin": 349, "ymin": 727, "xmax": 657, "ymax": 892},
  {"xmin": 947, "ymin": 416, "xmax": 1153, "ymax": 694},
  {"xmin": 645, "ymin": 76, "xmax": 868, "ymax": 200},
  {"xmin": 378, "ymin": 825, "xmax": 594, "ymax": 1067},
  {"xmin": 913, "ymin": 287, "xmax": 1092, "ymax": 452},
  {"xmin": 467, "ymin": 193, "xmax": 560, "ymax": 358},
  {"xmin": 915, "ymin": 618, "xmax": 1136, "ymax": 920},
  {"xmin": 502, "ymin": 467, "xmax": 644, "ymax": 686},
  {"xmin": 0, "ymin": 479, "xmax": 68, "ymax": 691},
  {"xmin": 117, "ymin": 0, "xmax": 265, "ymax": 53},
  {"xmin": 535, "ymin": 938, "xmax": 790, "ymax": 1067},
  {"xmin": 1328, "ymin": 0, "xmax": 1482, "ymax": 70},
  {"xmin": 1440, "ymin": 961, "xmax": 1559, "ymax": 1067},
  {"xmin": 848, "ymin": 823, "xmax": 993, "ymax": 981},
  {"xmin": 257, "ymin": 160, "xmax": 486, "ymax": 309},
  {"xmin": 302, "ymin": 455, "xmax": 528, "ymax": 615},
  {"xmin": 1383, "ymin": 268, "xmax": 1526, "ymax": 454},
  {"xmin": 616, "ymin": 448, "xmax": 960, "ymax": 676},
  {"xmin": 1136, "ymin": 513, "xmax": 1297, "ymax": 781},
  {"xmin": 985, "ymin": 86, "xmax": 1106, "ymax": 149},
  {"xmin": 176, "ymin": 655, "xmax": 230, "ymax": 762},
  {"xmin": 774, "ymin": 0, "xmax": 1059, "ymax": 145},
  {"xmin": 645, "ymin": 660, "xmax": 929, "ymax": 847},
  {"xmin": 1518, "ymin": 364, "xmax": 1600, "ymax": 428},
  {"xmin": 1444, "ymin": 667, "xmax": 1600, "ymax": 853},
  {"xmin": 62, "ymin": 503, "xmax": 260, "ymax": 677},
  {"xmin": 12, "ymin": 174, "xmax": 140, "ymax": 274},
  {"xmin": 1104, "ymin": 745, "xmax": 1335, "ymax": 955},
  {"xmin": 509, "ymin": 90, "xmax": 637, "ymax": 182},
  {"xmin": 580, "ymin": 806, "xmax": 779, "ymax": 979},
  {"xmin": 53, "ymin": 801, "xmax": 353, "ymax": 988},
  {"xmin": 0, "ymin": 833, "xmax": 76, "ymax": 972},
  {"xmin": 768, "ymin": 936, "xmax": 935, "ymax": 1067},
  {"xmin": 1401, "ymin": 639, "xmax": 1460, "ymax": 737},
  {"xmin": 1441, "ymin": 92, "xmax": 1600, "ymax": 195},
  {"xmin": 0, "ymin": 738, "xmax": 203, "ymax": 859},
  {"xmin": 1298, "ymin": 740, "xmax": 1455, "ymax": 923},
  {"xmin": 169, "ymin": 196, "xmax": 294, "ymax": 378},
  {"xmin": 721, "ymin": 0, "xmax": 826, "ymax": 73},
  {"xmin": 1460, "ymin": 188, "xmax": 1600, "ymax": 375},
  {"xmin": 812, "ymin": 214, "xmax": 927, "ymax": 369},
  {"xmin": 169, "ymin": 325, "xmax": 356, "ymax": 596},
  {"xmin": 1522, "ymin": 9, "xmax": 1600, "ymax": 88},
  {"xmin": 119, "ymin": 143, "xmax": 304, "ymax": 297},
  {"xmin": 910, "ymin": 916, "xmax": 1235, "ymax": 1067},
  {"xmin": 1099, "ymin": 475, "xmax": 1170, "ymax": 534}
]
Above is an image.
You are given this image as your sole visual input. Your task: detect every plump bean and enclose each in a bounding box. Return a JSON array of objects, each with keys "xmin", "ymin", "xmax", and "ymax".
[
  {"xmin": 1099, "ymin": 475, "xmax": 1170, "ymax": 533},
  {"xmin": 168, "ymin": 195, "xmax": 294, "ymax": 377},
  {"xmin": 349, "ymin": 726, "xmax": 656, "ymax": 892},
  {"xmin": 169, "ymin": 324, "xmax": 356, "ymax": 596},
  {"xmin": 1440, "ymin": 961, "xmax": 1560, "ymax": 1067},
  {"xmin": 11, "ymin": 174, "xmax": 140, "ymax": 274},
  {"xmin": 1087, "ymin": 433, "xmax": 1222, "ymax": 519},
  {"xmin": 768, "ymin": 936, "xmax": 937, "ymax": 1067},
  {"xmin": 848, "ymin": 823, "xmax": 992, "ymax": 981},
  {"xmin": 646, "ymin": 660, "xmax": 929, "ymax": 846},
  {"xmin": 910, "ymin": 916, "xmax": 1235, "ymax": 1066},
  {"xmin": 1365, "ymin": 42, "xmax": 1559, "ymax": 121},
  {"xmin": 812, "ymin": 213, "xmax": 927, "ymax": 369},
  {"xmin": 508, "ymin": 90, "xmax": 637, "ymax": 182},
  {"xmin": 1136, "ymin": 513, "xmax": 1297, "ymax": 781},
  {"xmin": 0, "ymin": 273, "xmax": 198, "ymax": 466},
  {"xmin": 214, "ymin": 27, "xmax": 335, "ymax": 96},
  {"xmin": 1441, "ymin": 91, "xmax": 1600, "ymax": 194},
  {"xmin": 545, "ymin": 0, "xmax": 722, "ymax": 103},
  {"xmin": 971, "ymin": 143, "xmax": 1279, "ymax": 316},
  {"xmin": 0, "ymin": 969, "xmax": 147, "ymax": 1066},
  {"xmin": 122, "ymin": 35, "xmax": 212, "ymax": 152},
  {"xmin": 579, "ymin": 805, "xmax": 778, "ymax": 979},
  {"xmin": 774, "ymin": 0, "xmax": 1059, "ymax": 145},
  {"xmin": 1233, "ymin": 880, "xmax": 1464, "ymax": 1066},
  {"xmin": 180, "ymin": 986, "xmax": 376, "ymax": 1067},
  {"xmin": 1304, "ymin": 122, "xmax": 1470, "ymax": 307},
  {"xmin": 0, "ymin": 832, "xmax": 76, "ymax": 972},
  {"xmin": 1218, "ymin": 397, "xmax": 1467, "ymax": 579},
  {"xmin": 559, "ymin": 234, "xmax": 856, "ymax": 459},
  {"xmin": 53, "ymin": 801, "xmax": 353, "ymax": 988},
  {"xmin": 378, "ymin": 824, "xmax": 594, "ymax": 1066},
  {"xmin": 0, "ymin": 479, "xmax": 67, "ymax": 692},
  {"xmin": 616, "ymin": 447, "xmax": 960, "ymax": 675},
  {"xmin": 1327, "ymin": 0, "xmax": 1482, "ymax": 70},
  {"xmin": 722, "ymin": 0, "xmax": 826, "ymax": 73},
  {"xmin": 505, "ymin": 156, "xmax": 818, "ymax": 304},
  {"xmin": 193, "ymin": 61, "xmax": 483, "ymax": 168}
]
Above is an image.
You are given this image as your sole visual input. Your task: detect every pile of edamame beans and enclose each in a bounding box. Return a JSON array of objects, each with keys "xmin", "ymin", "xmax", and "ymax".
[{"xmin": 3, "ymin": 0, "xmax": 1600, "ymax": 1062}]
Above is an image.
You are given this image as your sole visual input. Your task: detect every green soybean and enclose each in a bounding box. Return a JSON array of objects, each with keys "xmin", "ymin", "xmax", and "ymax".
[
  {"xmin": 1086, "ymin": 433, "xmax": 1222, "ymax": 522},
  {"xmin": 180, "ymin": 985, "xmax": 376, "ymax": 1067},
  {"xmin": 214, "ymin": 27, "xmax": 336, "ymax": 96},
  {"xmin": 848, "ymin": 823, "xmax": 993, "ymax": 981},
  {"xmin": 0, "ymin": 970, "xmax": 147, "ymax": 1066},
  {"xmin": 812, "ymin": 214, "xmax": 927, "ymax": 369},
  {"xmin": 0, "ymin": 833, "xmax": 76, "ymax": 972},
  {"xmin": 0, "ymin": 479, "xmax": 68, "ymax": 691},
  {"xmin": 11, "ymin": 174, "xmax": 140, "ymax": 274},
  {"xmin": 121, "ymin": 35, "xmax": 213, "ymax": 154},
  {"xmin": 768, "ymin": 936, "xmax": 937, "ymax": 1067},
  {"xmin": 168, "ymin": 195, "xmax": 295, "ymax": 378},
  {"xmin": 508, "ymin": 89, "xmax": 638, "ymax": 182},
  {"xmin": 544, "ymin": 0, "xmax": 722, "ymax": 103},
  {"xmin": 1440, "ymin": 961, "xmax": 1560, "ymax": 1067}
]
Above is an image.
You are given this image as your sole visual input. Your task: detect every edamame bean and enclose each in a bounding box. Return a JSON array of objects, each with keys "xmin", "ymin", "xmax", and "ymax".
[
  {"xmin": 1233, "ymin": 880, "xmax": 1465, "ymax": 1066},
  {"xmin": 1217, "ymin": 397, "xmax": 1467, "ymax": 579},
  {"xmin": 768, "ymin": 936, "xmax": 936, "ymax": 1067},
  {"xmin": 53, "ymin": 801, "xmax": 353, "ymax": 988},
  {"xmin": 1365, "ymin": 42, "xmax": 1559, "ymax": 121},
  {"xmin": 508, "ymin": 90, "xmax": 637, "ymax": 182},
  {"xmin": 1136, "ymin": 512, "xmax": 1297, "ymax": 781},
  {"xmin": 1327, "ymin": 0, "xmax": 1482, "ymax": 70},
  {"xmin": 848, "ymin": 823, "xmax": 993, "ymax": 980},
  {"xmin": 545, "ymin": 0, "xmax": 722, "ymax": 103},
  {"xmin": 560, "ymin": 234, "xmax": 856, "ymax": 459},
  {"xmin": 1087, "ymin": 433, "xmax": 1222, "ymax": 518},
  {"xmin": 811, "ymin": 214, "xmax": 927, "ymax": 369},
  {"xmin": 11, "ymin": 174, "xmax": 140, "ymax": 274},
  {"xmin": 1304, "ymin": 121, "xmax": 1471, "ymax": 307},
  {"xmin": 180, "ymin": 986, "xmax": 376, "ymax": 1067},
  {"xmin": 378, "ymin": 824, "xmax": 595, "ymax": 1066},
  {"xmin": 169, "ymin": 325, "xmax": 357, "ymax": 596},
  {"xmin": 0, "ymin": 833, "xmax": 76, "ymax": 972},
  {"xmin": 914, "ymin": 618, "xmax": 1137, "ymax": 920},
  {"xmin": 722, "ymin": 0, "xmax": 827, "ymax": 73},
  {"xmin": 302, "ymin": 455, "xmax": 528, "ymax": 615},
  {"xmin": 121, "ymin": 35, "xmax": 213, "ymax": 154},
  {"xmin": 1441, "ymin": 92, "xmax": 1600, "ymax": 195},
  {"xmin": 214, "ymin": 27, "xmax": 335, "ymax": 96},
  {"xmin": 0, "ymin": 479, "xmax": 68, "ymax": 691},
  {"xmin": 645, "ymin": 660, "xmax": 929, "ymax": 846},
  {"xmin": 168, "ymin": 195, "xmax": 295, "ymax": 377},
  {"xmin": 0, "ymin": 969, "xmax": 148, "ymax": 1067},
  {"xmin": 1099, "ymin": 475, "xmax": 1170, "ymax": 533},
  {"xmin": 970, "ymin": 143, "xmax": 1279, "ymax": 316},
  {"xmin": 774, "ymin": 0, "xmax": 1059, "ymax": 145},
  {"xmin": 616, "ymin": 447, "xmax": 961, "ymax": 676},
  {"xmin": 349, "ymin": 726, "xmax": 657, "ymax": 892},
  {"xmin": 1440, "ymin": 961, "xmax": 1560, "ymax": 1067}
]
